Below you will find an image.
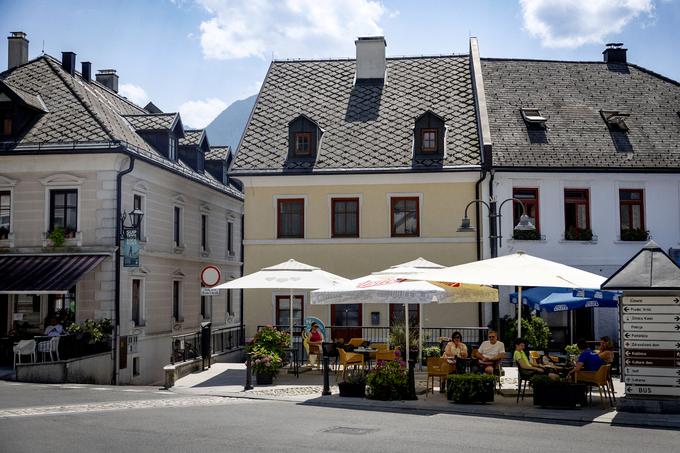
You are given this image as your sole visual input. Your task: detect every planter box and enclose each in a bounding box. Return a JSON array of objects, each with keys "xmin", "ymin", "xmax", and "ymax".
[
  {"xmin": 338, "ymin": 382, "xmax": 366, "ymax": 398},
  {"xmin": 447, "ymin": 374, "xmax": 495, "ymax": 404},
  {"xmin": 256, "ymin": 373, "xmax": 274, "ymax": 385},
  {"xmin": 533, "ymin": 383, "xmax": 587, "ymax": 408}
]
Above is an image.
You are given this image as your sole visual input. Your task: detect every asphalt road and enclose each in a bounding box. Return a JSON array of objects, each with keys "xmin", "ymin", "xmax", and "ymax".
[{"xmin": 0, "ymin": 382, "xmax": 677, "ymax": 453}]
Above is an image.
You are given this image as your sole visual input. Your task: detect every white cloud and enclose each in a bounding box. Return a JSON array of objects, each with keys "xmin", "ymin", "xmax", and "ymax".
[
  {"xmin": 519, "ymin": 0, "xmax": 655, "ymax": 48},
  {"xmin": 119, "ymin": 83, "xmax": 149, "ymax": 106},
  {"xmin": 196, "ymin": 0, "xmax": 388, "ymax": 60},
  {"xmin": 178, "ymin": 98, "xmax": 228, "ymax": 128}
]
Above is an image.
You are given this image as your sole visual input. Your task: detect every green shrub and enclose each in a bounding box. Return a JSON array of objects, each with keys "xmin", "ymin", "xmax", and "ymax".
[
  {"xmin": 389, "ymin": 321, "xmax": 418, "ymax": 354},
  {"xmin": 499, "ymin": 314, "xmax": 551, "ymax": 350},
  {"xmin": 564, "ymin": 344, "xmax": 580, "ymax": 355},
  {"xmin": 565, "ymin": 227, "xmax": 593, "ymax": 241},
  {"xmin": 48, "ymin": 227, "xmax": 66, "ymax": 247},
  {"xmin": 423, "ymin": 345, "xmax": 441, "ymax": 358},
  {"xmin": 513, "ymin": 229, "xmax": 541, "ymax": 241},
  {"xmin": 366, "ymin": 360, "xmax": 408, "ymax": 400},
  {"xmin": 343, "ymin": 368, "xmax": 367, "ymax": 385},
  {"xmin": 447, "ymin": 373, "xmax": 495, "ymax": 403},
  {"xmin": 620, "ymin": 228, "xmax": 649, "ymax": 241},
  {"xmin": 249, "ymin": 343, "xmax": 284, "ymax": 377}
]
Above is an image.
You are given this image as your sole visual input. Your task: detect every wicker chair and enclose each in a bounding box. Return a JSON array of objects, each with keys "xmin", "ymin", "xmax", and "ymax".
[
  {"xmin": 575, "ymin": 364, "xmax": 612, "ymax": 408},
  {"xmin": 337, "ymin": 348, "xmax": 364, "ymax": 379},
  {"xmin": 426, "ymin": 357, "xmax": 450, "ymax": 395}
]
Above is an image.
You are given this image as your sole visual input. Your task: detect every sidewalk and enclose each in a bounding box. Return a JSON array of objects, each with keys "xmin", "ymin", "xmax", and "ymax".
[{"xmin": 171, "ymin": 363, "xmax": 680, "ymax": 430}]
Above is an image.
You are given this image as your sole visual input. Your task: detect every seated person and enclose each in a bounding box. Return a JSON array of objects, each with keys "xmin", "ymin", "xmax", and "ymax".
[
  {"xmin": 514, "ymin": 338, "xmax": 558, "ymax": 380},
  {"xmin": 475, "ymin": 330, "xmax": 505, "ymax": 374},
  {"xmin": 567, "ymin": 339, "xmax": 606, "ymax": 379},
  {"xmin": 43, "ymin": 317, "xmax": 64, "ymax": 337},
  {"xmin": 598, "ymin": 336, "xmax": 614, "ymax": 364},
  {"xmin": 442, "ymin": 331, "xmax": 468, "ymax": 373},
  {"xmin": 303, "ymin": 322, "xmax": 324, "ymax": 367}
]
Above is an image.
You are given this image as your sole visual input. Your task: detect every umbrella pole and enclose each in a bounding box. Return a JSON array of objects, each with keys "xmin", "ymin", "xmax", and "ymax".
[
  {"xmin": 569, "ymin": 310, "xmax": 574, "ymax": 344},
  {"xmin": 290, "ymin": 289, "xmax": 294, "ymax": 349},
  {"xmin": 517, "ymin": 286, "xmax": 522, "ymax": 338},
  {"xmin": 404, "ymin": 303, "xmax": 409, "ymax": 364},
  {"xmin": 419, "ymin": 304, "xmax": 423, "ymax": 371}
]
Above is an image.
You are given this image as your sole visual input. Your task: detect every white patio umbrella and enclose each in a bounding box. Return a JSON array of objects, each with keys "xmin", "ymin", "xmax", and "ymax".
[
  {"xmin": 214, "ymin": 259, "xmax": 349, "ymax": 347},
  {"xmin": 415, "ymin": 251, "xmax": 606, "ymax": 337},
  {"xmin": 311, "ymin": 258, "xmax": 498, "ymax": 363}
]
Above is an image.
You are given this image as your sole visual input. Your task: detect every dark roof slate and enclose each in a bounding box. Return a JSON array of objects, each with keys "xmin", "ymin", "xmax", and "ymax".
[
  {"xmin": 179, "ymin": 129, "xmax": 205, "ymax": 146},
  {"xmin": 123, "ymin": 113, "xmax": 179, "ymax": 131},
  {"xmin": 233, "ymin": 56, "xmax": 480, "ymax": 174},
  {"xmin": 206, "ymin": 145, "xmax": 231, "ymax": 161},
  {"xmin": 481, "ymin": 59, "xmax": 680, "ymax": 169}
]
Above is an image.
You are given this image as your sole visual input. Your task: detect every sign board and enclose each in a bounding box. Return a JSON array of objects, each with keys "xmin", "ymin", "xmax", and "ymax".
[
  {"xmin": 122, "ymin": 236, "xmax": 139, "ymax": 267},
  {"xmin": 621, "ymin": 296, "xmax": 680, "ymax": 399},
  {"xmin": 201, "ymin": 266, "xmax": 221, "ymax": 287},
  {"xmin": 200, "ymin": 287, "xmax": 220, "ymax": 296}
]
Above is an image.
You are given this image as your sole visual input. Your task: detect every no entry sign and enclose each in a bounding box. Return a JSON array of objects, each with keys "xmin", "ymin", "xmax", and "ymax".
[{"xmin": 201, "ymin": 265, "xmax": 221, "ymax": 287}]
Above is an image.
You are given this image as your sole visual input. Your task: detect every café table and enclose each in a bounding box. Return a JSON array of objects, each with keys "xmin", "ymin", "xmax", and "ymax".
[{"xmin": 353, "ymin": 347, "xmax": 377, "ymax": 370}]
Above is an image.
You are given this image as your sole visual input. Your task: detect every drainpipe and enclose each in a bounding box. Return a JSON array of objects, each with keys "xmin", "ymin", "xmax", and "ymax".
[
  {"xmin": 239, "ymin": 213, "xmax": 245, "ymax": 344},
  {"xmin": 488, "ymin": 170, "xmax": 499, "ymax": 331},
  {"xmin": 113, "ymin": 156, "xmax": 135, "ymax": 385},
  {"xmin": 475, "ymin": 169, "xmax": 486, "ymax": 335}
]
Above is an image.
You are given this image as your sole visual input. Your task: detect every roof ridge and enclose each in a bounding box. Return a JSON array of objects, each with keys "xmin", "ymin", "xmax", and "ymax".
[
  {"xmin": 123, "ymin": 112, "xmax": 178, "ymax": 117},
  {"xmin": 272, "ymin": 54, "xmax": 469, "ymax": 64},
  {"xmin": 43, "ymin": 57, "xmax": 117, "ymax": 141}
]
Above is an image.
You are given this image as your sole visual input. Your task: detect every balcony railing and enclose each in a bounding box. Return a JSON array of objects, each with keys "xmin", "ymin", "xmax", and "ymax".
[{"xmin": 170, "ymin": 325, "xmax": 245, "ymax": 364}]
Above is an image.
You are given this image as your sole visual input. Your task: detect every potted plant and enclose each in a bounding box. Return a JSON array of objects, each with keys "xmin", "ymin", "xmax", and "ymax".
[
  {"xmin": 620, "ymin": 228, "xmax": 649, "ymax": 241},
  {"xmin": 531, "ymin": 375, "xmax": 587, "ymax": 408},
  {"xmin": 366, "ymin": 359, "xmax": 409, "ymax": 401},
  {"xmin": 564, "ymin": 227, "xmax": 593, "ymax": 241},
  {"xmin": 47, "ymin": 227, "xmax": 66, "ymax": 247},
  {"xmin": 249, "ymin": 344, "xmax": 284, "ymax": 385},
  {"xmin": 338, "ymin": 369, "xmax": 367, "ymax": 397},
  {"xmin": 422, "ymin": 345, "xmax": 441, "ymax": 365},
  {"xmin": 564, "ymin": 343, "xmax": 580, "ymax": 366},
  {"xmin": 446, "ymin": 373, "xmax": 495, "ymax": 403}
]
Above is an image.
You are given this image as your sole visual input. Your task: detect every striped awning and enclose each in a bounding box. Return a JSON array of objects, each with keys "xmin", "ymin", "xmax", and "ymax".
[{"xmin": 0, "ymin": 254, "xmax": 108, "ymax": 294}]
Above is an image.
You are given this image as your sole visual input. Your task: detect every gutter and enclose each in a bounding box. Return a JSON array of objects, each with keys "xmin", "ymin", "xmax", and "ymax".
[{"xmin": 113, "ymin": 156, "xmax": 135, "ymax": 385}]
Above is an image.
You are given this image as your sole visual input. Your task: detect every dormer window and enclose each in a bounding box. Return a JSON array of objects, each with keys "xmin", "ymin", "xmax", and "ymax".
[
  {"xmin": 294, "ymin": 132, "xmax": 312, "ymax": 156},
  {"xmin": 421, "ymin": 129, "xmax": 437, "ymax": 153},
  {"xmin": 169, "ymin": 136, "xmax": 177, "ymax": 160},
  {"xmin": 2, "ymin": 118, "xmax": 11, "ymax": 136},
  {"xmin": 600, "ymin": 110, "xmax": 629, "ymax": 131},
  {"xmin": 520, "ymin": 108, "xmax": 547, "ymax": 129}
]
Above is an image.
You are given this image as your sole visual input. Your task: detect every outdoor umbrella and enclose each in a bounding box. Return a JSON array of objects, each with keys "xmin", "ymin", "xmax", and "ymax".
[
  {"xmin": 415, "ymin": 251, "xmax": 607, "ymax": 337},
  {"xmin": 311, "ymin": 258, "xmax": 498, "ymax": 363},
  {"xmin": 214, "ymin": 259, "xmax": 349, "ymax": 347}
]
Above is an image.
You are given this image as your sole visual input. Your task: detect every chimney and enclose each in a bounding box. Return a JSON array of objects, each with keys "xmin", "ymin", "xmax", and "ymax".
[
  {"xmin": 603, "ymin": 43, "xmax": 627, "ymax": 64},
  {"xmin": 81, "ymin": 61, "xmax": 91, "ymax": 82},
  {"xmin": 7, "ymin": 31, "xmax": 29, "ymax": 70},
  {"xmin": 355, "ymin": 36, "xmax": 386, "ymax": 82},
  {"xmin": 96, "ymin": 69, "xmax": 119, "ymax": 92},
  {"xmin": 61, "ymin": 51, "xmax": 76, "ymax": 76}
]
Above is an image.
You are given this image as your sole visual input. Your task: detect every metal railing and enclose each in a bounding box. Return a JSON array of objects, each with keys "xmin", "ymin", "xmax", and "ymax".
[{"xmin": 170, "ymin": 325, "xmax": 245, "ymax": 364}]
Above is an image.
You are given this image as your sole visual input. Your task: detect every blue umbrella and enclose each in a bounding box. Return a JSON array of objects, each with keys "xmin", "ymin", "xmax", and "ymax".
[
  {"xmin": 572, "ymin": 288, "xmax": 620, "ymax": 302},
  {"xmin": 509, "ymin": 287, "xmax": 572, "ymax": 311},
  {"xmin": 539, "ymin": 292, "xmax": 618, "ymax": 312}
]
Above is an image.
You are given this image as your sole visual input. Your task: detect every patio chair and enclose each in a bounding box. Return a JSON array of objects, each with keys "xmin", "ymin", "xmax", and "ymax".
[
  {"xmin": 375, "ymin": 350, "xmax": 397, "ymax": 362},
  {"xmin": 13, "ymin": 339, "xmax": 36, "ymax": 369},
  {"xmin": 348, "ymin": 338, "xmax": 366, "ymax": 348},
  {"xmin": 337, "ymin": 348, "xmax": 364, "ymax": 380},
  {"xmin": 38, "ymin": 336, "xmax": 60, "ymax": 362},
  {"xmin": 515, "ymin": 360, "xmax": 533, "ymax": 403},
  {"xmin": 321, "ymin": 342, "xmax": 339, "ymax": 369},
  {"xmin": 426, "ymin": 357, "xmax": 449, "ymax": 395},
  {"xmin": 575, "ymin": 364, "xmax": 612, "ymax": 409}
]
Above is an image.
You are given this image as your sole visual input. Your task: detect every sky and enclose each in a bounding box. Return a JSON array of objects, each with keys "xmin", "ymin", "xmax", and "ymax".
[{"xmin": 1, "ymin": 0, "xmax": 679, "ymax": 129}]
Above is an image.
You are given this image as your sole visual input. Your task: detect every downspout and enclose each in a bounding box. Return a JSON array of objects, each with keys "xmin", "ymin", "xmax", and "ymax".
[
  {"xmin": 240, "ymin": 213, "xmax": 245, "ymax": 343},
  {"xmin": 475, "ymin": 169, "xmax": 486, "ymax": 329},
  {"xmin": 114, "ymin": 155, "xmax": 135, "ymax": 385}
]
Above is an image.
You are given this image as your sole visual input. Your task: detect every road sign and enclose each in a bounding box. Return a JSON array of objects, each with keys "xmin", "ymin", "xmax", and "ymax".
[
  {"xmin": 200, "ymin": 266, "xmax": 221, "ymax": 287},
  {"xmin": 623, "ymin": 340, "xmax": 680, "ymax": 350},
  {"xmin": 623, "ymin": 314, "xmax": 680, "ymax": 323},
  {"xmin": 624, "ymin": 349, "xmax": 679, "ymax": 359},
  {"xmin": 624, "ymin": 358, "xmax": 680, "ymax": 367},
  {"xmin": 625, "ymin": 367, "xmax": 680, "ymax": 377},
  {"xmin": 623, "ymin": 296, "xmax": 680, "ymax": 305},
  {"xmin": 623, "ymin": 323, "xmax": 680, "ymax": 331},
  {"xmin": 626, "ymin": 385, "xmax": 680, "ymax": 397},
  {"xmin": 622, "ymin": 331, "xmax": 680, "ymax": 341},
  {"xmin": 200, "ymin": 287, "xmax": 220, "ymax": 296},
  {"xmin": 624, "ymin": 375, "xmax": 680, "ymax": 386},
  {"xmin": 622, "ymin": 305, "xmax": 680, "ymax": 314}
]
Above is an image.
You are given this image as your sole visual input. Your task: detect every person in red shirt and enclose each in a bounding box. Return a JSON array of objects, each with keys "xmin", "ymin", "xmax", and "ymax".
[{"xmin": 305, "ymin": 323, "xmax": 324, "ymax": 367}]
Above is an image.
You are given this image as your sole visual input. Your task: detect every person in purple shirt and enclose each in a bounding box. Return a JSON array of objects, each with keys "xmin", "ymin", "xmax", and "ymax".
[{"xmin": 567, "ymin": 339, "xmax": 605, "ymax": 379}]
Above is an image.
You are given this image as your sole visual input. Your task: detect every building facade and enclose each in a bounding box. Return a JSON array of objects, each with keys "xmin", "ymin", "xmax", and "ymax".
[{"xmin": 0, "ymin": 32, "xmax": 243, "ymax": 384}]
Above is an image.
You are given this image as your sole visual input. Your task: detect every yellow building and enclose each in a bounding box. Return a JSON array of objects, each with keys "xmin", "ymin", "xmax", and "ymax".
[{"xmin": 231, "ymin": 37, "xmax": 488, "ymax": 338}]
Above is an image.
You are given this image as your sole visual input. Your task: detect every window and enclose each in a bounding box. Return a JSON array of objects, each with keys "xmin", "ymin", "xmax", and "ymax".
[
  {"xmin": 49, "ymin": 189, "xmax": 77, "ymax": 237},
  {"xmin": 48, "ymin": 286, "xmax": 76, "ymax": 318},
  {"xmin": 293, "ymin": 132, "xmax": 312, "ymax": 156},
  {"xmin": 391, "ymin": 197, "xmax": 419, "ymax": 237},
  {"xmin": 0, "ymin": 191, "xmax": 10, "ymax": 240},
  {"xmin": 2, "ymin": 118, "xmax": 11, "ymax": 136},
  {"xmin": 564, "ymin": 188, "xmax": 590, "ymax": 231},
  {"xmin": 331, "ymin": 198, "xmax": 359, "ymax": 238},
  {"xmin": 133, "ymin": 194, "xmax": 143, "ymax": 240},
  {"xmin": 226, "ymin": 289, "xmax": 232, "ymax": 316},
  {"xmin": 513, "ymin": 188, "xmax": 540, "ymax": 234},
  {"xmin": 133, "ymin": 357, "xmax": 141, "ymax": 377},
  {"xmin": 275, "ymin": 295, "xmax": 303, "ymax": 327},
  {"xmin": 620, "ymin": 189, "xmax": 645, "ymax": 237},
  {"xmin": 227, "ymin": 221, "xmax": 234, "ymax": 255},
  {"xmin": 520, "ymin": 108, "xmax": 547, "ymax": 129},
  {"xmin": 421, "ymin": 129, "xmax": 437, "ymax": 153},
  {"xmin": 201, "ymin": 214, "xmax": 208, "ymax": 251},
  {"xmin": 277, "ymin": 199, "xmax": 304, "ymax": 238},
  {"xmin": 131, "ymin": 279, "xmax": 143, "ymax": 326},
  {"xmin": 600, "ymin": 110, "xmax": 629, "ymax": 131},
  {"xmin": 172, "ymin": 280, "xmax": 182, "ymax": 321},
  {"xmin": 173, "ymin": 206, "xmax": 181, "ymax": 246},
  {"xmin": 169, "ymin": 136, "xmax": 177, "ymax": 160}
]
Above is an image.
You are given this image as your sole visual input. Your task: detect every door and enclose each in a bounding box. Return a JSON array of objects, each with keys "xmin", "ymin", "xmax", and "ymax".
[
  {"xmin": 330, "ymin": 304, "xmax": 363, "ymax": 343},
  {"xmin": 572, "ymin": 308, "xmax": 594, "ymax": 342}
]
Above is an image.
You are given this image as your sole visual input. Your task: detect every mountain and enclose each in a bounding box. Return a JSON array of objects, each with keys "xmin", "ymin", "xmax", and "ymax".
[{"xmin": 205, "ymin": 94, "xmax": 257, "ymax": 151}]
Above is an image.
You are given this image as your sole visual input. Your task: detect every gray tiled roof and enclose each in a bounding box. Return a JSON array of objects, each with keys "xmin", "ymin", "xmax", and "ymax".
[
  {"xmin": 206, "ymin": 145, "xmax": 231, "ymax": 161},
  {"xmin": 481, "ymin": 59, "xmax": 680, "ymax": 169},
  {"xmin": 179, "ymin": 129, "xmax": 205, "ymax": 146},
  {"xmin": 123, "ymin": 113, "xmax": 179, "ymax": 131},
  {"xmin": 0, "ymin": 55, "xmax": 242, "ymax": 199},
  {"xmin": 233, "ymin": 56, "xmax": 480, "ymax": 174}
]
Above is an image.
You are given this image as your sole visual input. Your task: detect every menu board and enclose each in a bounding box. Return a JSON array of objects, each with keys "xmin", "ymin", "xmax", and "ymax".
[{"xmin": 621, "ymin": 296, "xmax": 680, "ymax": 398}]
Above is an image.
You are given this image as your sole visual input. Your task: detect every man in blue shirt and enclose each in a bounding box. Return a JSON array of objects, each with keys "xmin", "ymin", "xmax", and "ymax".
[{"xmin": 568, "ymin": 339, "xmax": 605, "ymax": 378}]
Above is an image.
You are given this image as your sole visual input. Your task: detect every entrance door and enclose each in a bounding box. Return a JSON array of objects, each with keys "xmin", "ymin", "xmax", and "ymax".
[
  {"xmin": 331, "ymin": 304, "xmax": 363, "ymax": 342},
  {"xmin": 572, "ymin": 308, "xmax": 594, "ymax": 342}
]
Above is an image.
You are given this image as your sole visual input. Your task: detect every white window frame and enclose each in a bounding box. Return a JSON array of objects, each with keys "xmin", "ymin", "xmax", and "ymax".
[
  {"xmin": 130, "ymin": 277, "xmax": 145, "ymax": 327},
  {"xmin": 41, "ymin": 174, "xmax": 84, "ymax": 247}
]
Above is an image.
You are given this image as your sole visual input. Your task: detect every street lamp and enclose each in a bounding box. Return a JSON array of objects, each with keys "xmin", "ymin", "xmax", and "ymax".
[
  {"xmin": 457, "ymin": 197, "xmax": 535, "ymax": 330},
  {"xmin": 120, "ymin": 208, "xmax": 144, "ymax": 239}
]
